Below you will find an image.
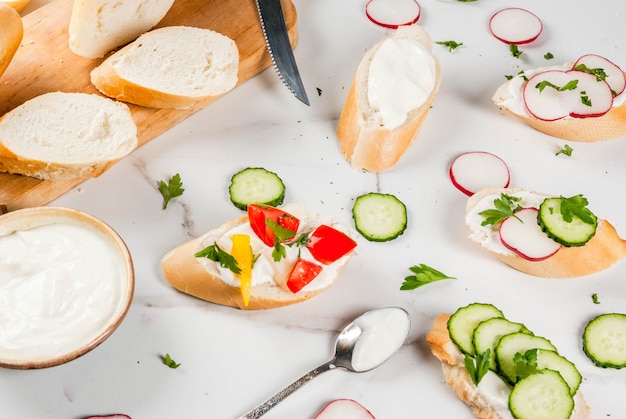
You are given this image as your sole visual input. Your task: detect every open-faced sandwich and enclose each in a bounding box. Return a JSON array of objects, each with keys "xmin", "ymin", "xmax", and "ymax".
[
  {"xmin": 336, "ymin": 24, "xmax": 441, "ymax": 172},
  {"xmin": 426, "ymin": 303, "xmax": 591, "ymax": 419},
  {"xmin": 493, "ymin": 54, "xmax": 626, "ymax": 142},
  {"xmin": 465, "ymin": 187, "xmax": 626, "ymax": 277},
  {"xmin": 161, "ymin": 203, "xmax": 357, "ymax": 310}
]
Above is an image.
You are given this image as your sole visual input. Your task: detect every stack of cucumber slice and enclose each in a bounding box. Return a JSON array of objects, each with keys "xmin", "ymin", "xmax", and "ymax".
[{"xmin": 447, "ymin": 303, "xmax": 581, "ymax": 419}]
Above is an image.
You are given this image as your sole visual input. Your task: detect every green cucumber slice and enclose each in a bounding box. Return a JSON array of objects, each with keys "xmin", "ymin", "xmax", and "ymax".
[
  {"xmin": 538, "ymin": 196, "xmax": 597, "ymax": 247},
  {"xmin": 473, "ymin": 317, "xmax": 532, "ymax": 371},
  {"xmin": 583, "ymin": 313, "xmax": 626, "ymax": 368},
  {"xmin": 447, "ymin": 303, "xmax": 504, "ymax": 356},
  {"xmin": 352, "ymin": 193, "xmax": 407, "ymax": 242},
  {"xmin": 495, "ymin": 332, "xmax": 557, "ymax": 384},
  {"xmin": 509, "ymin": 369, "xmax": 574, "ymax": 419},
  {"xmin": 228, "ymin": 167, "xmax": 285, "ymax": 210},
  {"xmin": 530, "ymin": 349, "xmax": 582, "ymax": 395}
]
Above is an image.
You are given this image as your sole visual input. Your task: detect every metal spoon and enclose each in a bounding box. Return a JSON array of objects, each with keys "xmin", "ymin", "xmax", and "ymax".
[{"xmin": 238, "ymin": 307, "xmax": 410, "ymax": 419}]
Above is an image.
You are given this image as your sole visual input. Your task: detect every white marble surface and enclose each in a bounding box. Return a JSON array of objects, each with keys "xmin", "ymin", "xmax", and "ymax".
[{"xmin": 3, "ymin": 0, "xmax": 626, "ymax": 418}]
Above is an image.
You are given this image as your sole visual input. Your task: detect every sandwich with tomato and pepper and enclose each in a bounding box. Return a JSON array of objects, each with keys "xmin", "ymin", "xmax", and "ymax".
[{"xmin": 161, "ymin": 204, "xmax": 358, "ymax": 309}]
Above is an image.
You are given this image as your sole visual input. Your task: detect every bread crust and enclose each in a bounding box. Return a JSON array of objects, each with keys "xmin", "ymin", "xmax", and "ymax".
[
  {"xmin": 161, "ymin": 215, "xmax": 347, "ymax": 310},
  {"xmin": 493, "ymin": 73, "xmax": 626, "ymax": 142},
  {"xmin": 0, "ymin": 2, "xmax": 22, "ymax": 78},
  {"xmin": 426, "ymin": 314, "xmax": 591, "ymax": 419},
  {"xmin": 336, "ymin": 25, "xmax": 441, "ymax": 172},
  {"xmin": 466, "ymin": 187, "xmax": 626, "ymax": 278}
]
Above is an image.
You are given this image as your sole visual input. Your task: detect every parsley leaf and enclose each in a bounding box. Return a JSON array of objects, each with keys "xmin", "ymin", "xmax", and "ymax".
[
  {"xmin": 158, "ymin": 173, "xmax": 184, "ymax": 210},
  {"xmin": 266, "ymin": 219, "xmax": 297, "ymax": 261},
  {"xmin": 536, "ymin": 79, "xmax": 578, "ymax": 93},
  {"xmin": 401, "ymin": 264, "xmax": 456, "ymax": 290},
  {"xmin": 559, "ymin": 195, "xmax": 596, "ymax": 225},
  {"xmin": 572, "ymin": 63, "xmax": 608, "ymax": 82},
  {"xmin": 513, "ymin": 349, "xmax": 538, "ymax": 381},
  {"xmin": 195, "ymin": 242, "xmax": 241, "ymax": 274},
  {"xmin": 478, "ymin": 193, "xmax": 523, "ymax": 226},
  {"xmin": 592, "ymin": 293, "xmax": 600, "ymax": 304},
  {"xmin": 556, "ymin": 144, "xmax": 574, "ymax": 156},
  {"xmin": 509, "ymin": 44, "xmax": 523, "ymax": 59},
  {"xmin": 163, "ymin": 353, "xmax": 181, "ymax": 369},
  {"xmin": 544, "ymin": 52, "xmax": 554, "ymax": 60},
  {"xmin": 436, "ymin": 40, "xmax": 463, "ymax": 52},
  {"xmin": 464, "ymin": 350, "xmax": 491, "ymax": 386}
]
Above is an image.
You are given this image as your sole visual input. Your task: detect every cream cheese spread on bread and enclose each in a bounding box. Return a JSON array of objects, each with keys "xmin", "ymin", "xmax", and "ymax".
[
  {"xmin": 367, "ymin": 37, "xmax": 437, "ymax": 129},
  {"xmin": 494, "ymin": 64, "xmax": 626, "ymax": 118},
  {"xmin": 466, "ymin": 189, "xmax": 549, "ymax": 256},
  {"xmin": 196, "ymin": 205, "xmax": 352, "ymax": 293}
]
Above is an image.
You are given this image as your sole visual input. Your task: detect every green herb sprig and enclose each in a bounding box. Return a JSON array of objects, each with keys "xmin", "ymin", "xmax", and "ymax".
[
  {"xmin": 436, "ymin": 40, "xmax": 464, "ymax": 52},
  {"xmin": 464, "ymin": 350, "xmax": 491, "ymax": 385},
  {"xmin": 163, "ymin": 353, "xmax": 181, "ymax": 369},
  {"xmin": 400, "ymin": 264, "xmax": 456, "ymax": 290},
  {"xmin": 509, "ymin": 44, "xmax": 523, "ymax": 59},
  {"xmin": 195, "ymin": 242, "xmax": 241, "ymax": 274},
  {"xmin": 556, "ymin": 144, "xmax": 574, "ymax": 156},
  {"xmin": 159, "ymin": 173, "xmax": 184, "ymax": 210},
  {"xmin": 478, "ymin": 193, "xmax": 523, "ymax": 226},
  {"xmin": 559, "ymin": 195, "xmax": 596, "ymax": 225},
  {"xmin": 266, "ymin": 219, "xmax": 297, "ymax": 261}
]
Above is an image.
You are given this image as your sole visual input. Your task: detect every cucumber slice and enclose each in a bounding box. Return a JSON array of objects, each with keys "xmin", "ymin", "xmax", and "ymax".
[
  {"xmin": 538, "ymin": 196, "xmax": 597, "ymax": 247},
  {"xmin": 228, "ymin": 167, "xmax": 285, "ymax": 210},
  {"xmin": 473, "ymin": 317, "xmax": 532, "ymax": 371},
  {"xmin": 509, "ymin": 369, "xmax": 574, "ymax": 419},
  {"xmin": 528, "ymin": 349, "xmax": 582, "ymax": 395},
  {"xmin": 447, "ymin": 303, "xmax": 504, "ymax": 356},
  {"xmin": 352, "ymin": 193, "xmax": 407, "ymax": 242},
  {"xmin": 583, "ymin": 313, "xmax": 626, "ymax": 368},
  {"xmin": 495, "ymin": 332, "xmax": 557, "ymax": 384}
]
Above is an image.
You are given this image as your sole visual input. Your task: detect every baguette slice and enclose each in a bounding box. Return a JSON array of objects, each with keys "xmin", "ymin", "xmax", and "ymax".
[
  {"xmin": 426, "ymin": 313, "xmax": 591, "ymax": 419},
  {"xmin": 493, "ymin": 69, "xmax": 626, "ymax": 142},
  {"xmin": 336, "ymin": 24, "xmax": 441, "ymax": 172},
  {"xmin": 68, "ymin": 0, "xmax": 175, "ymax": 59},
  {"xmin": 90, "ymin": 26, "xmax": 239, "ymax": 109},
  {"xmin": 0, "ymin": 92, "xmax": 138, "ymax": 180},
  {"xmin": 466, "ymin": 187, "xmax": 626, "ymax": 278},
  {"xmin": 0, "ymin": 2, "xmax": 22, "ymax": 78},
  {"xmin": 161, "ymin": 211, "xmax": 354, "ymax": 310}
]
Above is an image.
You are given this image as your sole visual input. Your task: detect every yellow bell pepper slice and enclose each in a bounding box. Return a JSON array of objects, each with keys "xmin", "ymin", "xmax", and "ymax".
[{"xmin": 231, "ymin": 234, "xmax": 253, "ymax": 306}]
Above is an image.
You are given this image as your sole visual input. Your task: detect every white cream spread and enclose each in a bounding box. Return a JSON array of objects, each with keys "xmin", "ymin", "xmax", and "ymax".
[
  {"xmin": 0, "ymin": 223, "xmax": 124, "ymax": 362},
  {"xmin": 493, "ymin": 63, "xmax": 626, "ymax": 117},
  {"xmin": 196, "ymin": 205, "xmax": 353, "ymax": 293},
  {"xmin": 466, "ymin": 189, "xmax": 550, "ymax": 256},
  {"xmin": 351, "ymin": 307, "xmax": 410, "ymax": 372},
  {"xmin": 367, "ymin": 37, "xmax": 437, "ymax": 129}
]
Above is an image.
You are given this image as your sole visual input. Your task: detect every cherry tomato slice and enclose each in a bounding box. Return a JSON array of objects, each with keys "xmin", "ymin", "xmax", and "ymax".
[
  {"xmin": 306, "ymin": 225, "xmax": 357, "ymax": 264},
  {"xmin": 247, "ymin": 204, "xmax": 300, "ymax": 247},
  {"xmin": 286, "ymin": 258, "xmax": 323, "ymax": 293}
]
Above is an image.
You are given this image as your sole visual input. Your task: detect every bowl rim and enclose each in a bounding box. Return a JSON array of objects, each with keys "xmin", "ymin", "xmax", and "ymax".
[{"xmin": 0, "ymin": 206, "xmax": 135, "ymax": 369}]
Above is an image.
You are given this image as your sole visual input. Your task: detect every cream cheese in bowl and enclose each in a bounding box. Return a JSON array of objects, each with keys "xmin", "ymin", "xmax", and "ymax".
[{"xmin": 0, "ymin": 207, "xmax": 134, "ymax": 369}]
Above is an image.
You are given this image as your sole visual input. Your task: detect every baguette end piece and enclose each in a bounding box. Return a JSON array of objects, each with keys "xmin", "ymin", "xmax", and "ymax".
[{"xmin": 0, "ymin": 2, "xmax": 23, "ymax": 78}]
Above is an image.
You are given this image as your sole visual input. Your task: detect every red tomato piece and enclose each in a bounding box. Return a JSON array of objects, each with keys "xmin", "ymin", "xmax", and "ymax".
[
  {"xmin": 306, "ymin": 225, "xmax": 357, "ymax": 264},
  {"xmin": 286, "ymin": 258, "xmax": 323, "ymax": 293},
  {"xmin": 247, "ymin": 204, "xmax": 300, "ymax": 247}
]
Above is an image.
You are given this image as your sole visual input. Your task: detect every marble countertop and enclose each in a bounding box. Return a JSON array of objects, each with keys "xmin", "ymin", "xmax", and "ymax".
[{"xmin": 3, "ymin": 0, "xmax": 626, "ymax": 418}]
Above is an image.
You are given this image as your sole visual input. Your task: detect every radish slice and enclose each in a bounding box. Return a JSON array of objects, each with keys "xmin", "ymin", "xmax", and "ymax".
[
  {"xmin": 499, "ymin": 208, "xmax": 561, "ymax": 261},
  {"xmin": 449, "ymin": 152, "xmax": 510, "ymax": 196},
  {"xmin": 315, "ymin": 399, "xmax": 375, "ymax": 419},
  {"xmin": 83, "ymin": 416, "xmax": 131, "ymax": 419},
  {"xmin": 366, "ymin": 0, "xmax": 420, "ymax": 29},
  {"xmin": 489, "ymin": 8, "xmax": 543, "ymax": 45},
  {"xmin": 573, "ymin": 54, "xmax": 626, "ymax": 96},
  {"xmin": 567, "ymin": 70, "xmax": 614, "ymax": 118},
  {"xmin": 523, "ymin": 70, "xmax": 614, "ymax": 121}
]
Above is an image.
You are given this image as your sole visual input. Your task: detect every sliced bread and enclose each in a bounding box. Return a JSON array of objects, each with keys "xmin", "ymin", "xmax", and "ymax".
[
  {"xmin": 0, "ymin": 92, "xmax": 138, "ymax": 181},
  {"xmin": 68, "ymin": 0, "xmax": 175, "ymax": 59},
  {"xmin": 336, "ymin": 24, "xmax": 441, "ymax": 172},
  {"xmin": 90, "ymin": 26, "xmax": 239, "ymax": 109}
]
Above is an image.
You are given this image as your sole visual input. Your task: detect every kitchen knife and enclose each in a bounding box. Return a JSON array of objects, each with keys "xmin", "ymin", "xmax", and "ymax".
[{"xmin": 256, "ymin": 0, "xmax": 310, "ymax": 105}]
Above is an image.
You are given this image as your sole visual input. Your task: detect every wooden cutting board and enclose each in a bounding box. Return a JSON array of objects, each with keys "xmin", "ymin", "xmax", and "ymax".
[{"xmin": 0, "ymin": 0, "xmax": 298, "ymax": 213}]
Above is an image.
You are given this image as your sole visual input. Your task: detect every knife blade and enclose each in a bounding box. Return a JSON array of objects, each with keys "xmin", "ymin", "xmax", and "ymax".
[{"xmin": 256, "ymin": 0, "xmax": 310, "ymax": 105}]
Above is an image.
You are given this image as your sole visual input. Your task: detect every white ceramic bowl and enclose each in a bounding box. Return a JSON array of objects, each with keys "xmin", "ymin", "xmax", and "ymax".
[{"xmin": 0, "ymin": 206, "xmax": 134, "ymax": 369}]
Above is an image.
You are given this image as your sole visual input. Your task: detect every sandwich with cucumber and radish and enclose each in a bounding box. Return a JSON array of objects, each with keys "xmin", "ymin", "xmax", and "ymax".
[
  {"xmin": 465, "ymin": 187, "xmax": 626, "ymax": 277},
  {"xmin": 493, "ymin": 54, "xmax": 626, "ymax": 142},
  {"xmin": 426, "ymin": 302, "xmax": 591, "ymax": 419}
]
